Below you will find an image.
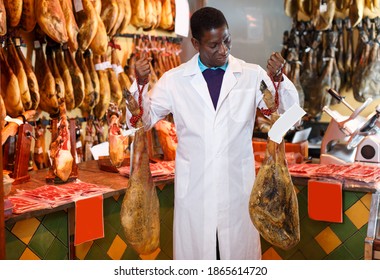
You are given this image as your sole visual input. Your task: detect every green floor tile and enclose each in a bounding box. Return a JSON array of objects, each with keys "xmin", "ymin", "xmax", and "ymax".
[
  {"xmin": 94, "ymin": 222, "xmax": 118, "ymax": 254},
  {"xmin": 161, "ymin": 208, "xmax": 174, "ymax": 229},
  {"xmin": 104, "ymin": 197, "xmax": 122, "ymax": 232},
  {"xmin": 156, "ymin": 250, "xmax": 172, "ymax": 260},
  {"xmin": 160, "ymin": 184, "xmax": 174, "ymax": 200},
  {"xmin": 160, "ymin": 223, "xmax": 173, "ymax": 258},
  {"xmin": 44, "ymin": 238, "xmax": 68, "ymax": 260},
  {"xmin": 300, "ymin": 216, "xmax": 328, "ymax": 238},
  {"xmin": 330, "ymin": 214, "xmax": 357, "ymax": 242},
  {"xmin": 159, "ymin": 192, "xmax": 173, "ymax": 221},
  {"xmin": 344, "ymin": 231, "xmax": 365, "ymax": 259},
  {"xmin": 324, "ymin": 244, "xmax": 355, "ymax": 260},
  {"xmin": 121, "ymin": 246, "xmax": 140, "ymax": 260},
  {"xmin": 56, "ymin": 218, "xmax": 68, "ymax": 245},
  {"xmin": 5, "ymin": 220, "xmax": 15, "ymax": 231},
  {"xmin": 28, "ymin": 224, "xmax": 56, "ymax": 259},
  {"xmin": 343, "ymin": 191, "xmax": 360, "ymax": 211},
  {"xmin": 355, "ymin": 192, "xmax": 368, "ymax": 199},
  {"xmin": 288, "ymin": 250, "xmax": 306, "ymax": 260},
  {"xmin": 299, "ymin": 238, "xmax": 326, "ymax": 260},
  {"xmin": 359, "ymin": 223, "xmax": 368, "ymax": 237},
  {"xmin": 274, "ymin": 242, "xmax": 300, "ymax": 260},
  {"xmin": 260, "ymin": 237, "xmax": 272, "ymax": 253},
  {"xmin": 297, "ymin": 192, "xmax": 308, "ymax": 220},
  {"xmin": 85, "ymin": 243, "xmax": 112, "ymax": 260},
  {"xmin": 42, "ymin": 211, "xmax": 67, "ymax": 237},
  {"xmin": 5, "ymin": 228, "xmax": 26, "ymax": 260}
]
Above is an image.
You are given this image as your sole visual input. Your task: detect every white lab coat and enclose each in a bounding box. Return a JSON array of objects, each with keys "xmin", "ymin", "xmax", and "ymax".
[{"xmin": 129, "ymin": 54, "xmax": 299, "ymax": 260}]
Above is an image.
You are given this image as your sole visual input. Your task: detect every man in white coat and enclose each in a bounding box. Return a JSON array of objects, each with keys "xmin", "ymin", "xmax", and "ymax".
[{"xmin": 129, "ymin": 7, "xmax": 299, "ymax": 260}]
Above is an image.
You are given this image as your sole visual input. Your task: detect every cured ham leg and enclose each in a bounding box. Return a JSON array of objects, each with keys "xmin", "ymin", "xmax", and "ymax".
[
  {"xmin": 107, "ymin": 103, "xmax": 127, "ymax": 167},
  {"xmin": 49, "ymin": 99, "xmax": 73, "ymax": 182},
  {"xmin": 120, "ymin": 89, "xmax": 160, "ymax": 255},
  {"xmin": 0, "ymin": 0, "xmax": 6, "ymax": 36},
  {"xmin": 249, "ymin": 81, "xmax": 300, "ymax": 250}
]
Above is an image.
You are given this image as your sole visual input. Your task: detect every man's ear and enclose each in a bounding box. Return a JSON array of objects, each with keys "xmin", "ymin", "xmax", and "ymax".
[{"xmin": 191, "ymin": 38, "xmax": 200, "ymax": 51}]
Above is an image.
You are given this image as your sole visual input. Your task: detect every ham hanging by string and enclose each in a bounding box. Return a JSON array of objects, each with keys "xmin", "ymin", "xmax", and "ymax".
[
  {"xmin": 3, "ymin": 0, "xmax": 22, "ymax": 27},
  {"xmin": 120, "ymin": 89, "xmax": 160, "ymax": 255},
  {"xmin": 20, "ymin": 0, "xmax": 37, "ymax": 32},
  {"xmin": 0, "ymin": 45, "xmax": 24, "ymax": 117},
  {"xmin": 6, "ymin": 38, "xmax": 32, "ymax": 111},
  {"xmin": 55, "ymin": 47, "xmax": 75, "ymax": 111},
  {"xmin": 249, "ymin": 80, "xmax": 300, "ymax": 250},
  {"xmin": 0, "ymin": 0, "xmax": 6, "ymax": 36}
]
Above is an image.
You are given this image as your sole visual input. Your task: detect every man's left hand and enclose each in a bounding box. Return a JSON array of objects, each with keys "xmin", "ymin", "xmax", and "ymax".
[{"xmin": 267, "ymin": 52, "xmax": 286, "ymax": 82}]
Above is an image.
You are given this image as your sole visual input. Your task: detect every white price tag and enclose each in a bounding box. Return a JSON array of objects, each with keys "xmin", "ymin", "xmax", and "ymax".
[
  {"xmin": 320, "ymin": 3, "xmax": 327, "ymax": 13},
  {"xmin": 4, "ymin": 115, "xmax": 23, "ymax": 126},
  {"xmin": 34, "ymin": 40, "xmax": 41, "ymax": 49},
  {"xmin": 95, "ymin": 63, "xmax": 104, "ymax": 71},
  {"xmin": 74, "ymin": 0, "xmax": 84, "ymax": 12},
  {"xmin": 76, "ymin": 141, "xmax": 82, "ymax": 148},
  {"xmin": 115, "ymin": 65, "xmax": 124, "ymax": 75},
  {"xmin": 103, "ymin": 61, "xmax": 112, "ymax": 69},
  {"xmin": 268, "ymin": 104, "xmax": 306, "ymax": 144},
  {"xmin": 34, "ymin": 147, "xmax": 43, "ymax": 154}
]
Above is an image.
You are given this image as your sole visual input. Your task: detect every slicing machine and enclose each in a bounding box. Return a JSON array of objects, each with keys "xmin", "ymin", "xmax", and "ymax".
[{"xmin": 320, "ymin": 89, "xmax": 380, "ymax": 165}]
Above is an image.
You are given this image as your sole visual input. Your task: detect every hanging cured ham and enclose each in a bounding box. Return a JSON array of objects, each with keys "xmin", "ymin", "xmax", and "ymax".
[
  {"xmin": 49, "ymin": 100, "xmax": 73, "ymax": 182},
  {"xmin": 130, "ymin": 0, "xmax": 145, "ymax": 28},
  {"xmin": 6, "ymin": 39, "xmax": 32, "ymax": 110},
  {"xmin": 34, "ymin": 40, "xmax": 59, "ymax": 115},
  {"xmin": 46, "ymin": 46, "xmax": 65, "ymax": 102},
  {"xmin": 76, "ymin": 50, "xmax": 96, "ymax": 118},
  {"xmin": 0, "ymin": 0, "xmax": 6, "ymax": 36},
  {"xmin": 109, "ymin": 0, "xmax": 125, "ymax": 36},
  {"xmin": 89, "ymin": 8, "xmax": 108, "ymax": 56},
  {"xmin": 107, "ymin": 104, "xmax": 127, "ymax": 167},
  {"xmin": 159, "ymin": 0, "xmax": 173, "ymax": 30},
  {"xmin": 118, "ymin": 0, "xmax": 132, "ymax": 34},
  {"xmin": 20, "ymin": 0, "xmax": 37, "ymax": 32},
  {"xmin": 84, "ymin": 49, "xmax": 100, "ymax": 106},
  {"xmin": 59, "ymin": 0, "xmax": 79, "ymax": 52},
  {"xmin": 75, "ymin": 0, "xmax": 98, "ymax": 52},
  {"xmin": 63, "ymin": 44, "xmax": 85, "ymax": 108},
  {"xmin": 121, "ymin": 89, "xmax": 160, "ymax": 255},
  {"xmin": 0, "ymin": 46, "xmax": 24, "ymax": 117},
  {"xmin": 35, "ymin": 0, "xmax": 68, "ymax": 44},
  {"xmin": 249, "ymin": 81, "xmax": 300, "ymax": 250},
  {"xmin": 0, "ymin": 94, "xmax": 5, "ymax": 130},
  {"xmin": 14, "ymin": 39, "xmax": 40, "ymax": 110},
  {"xmin": 3, "ymin": 0, "xmax": 22, "ymax": 27},
  {"xmin": 349, "ymin": 0, "xmax": 365, "ymax": 28},
  {"xmin": 105, "ymin": 53, "xmax": 123, "ymax": 106},
  {"xmin": 101, "ymin": 0, "xmax": 119, "ymax": 34},
  {"xmin": 55, "ymin": 47, "xmax": 75, "ymax": 111},
  {"xmin": 93, "ymin": 54, "xmax": 111, "ymax": 120},
  {"xmin": 312, "ymin": 0, "xmax": 335, "ymax": 31}
]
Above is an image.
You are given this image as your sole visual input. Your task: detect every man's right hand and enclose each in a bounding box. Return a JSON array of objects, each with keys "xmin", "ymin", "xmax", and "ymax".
[{"xmin": 135, "ymin": 54, "xmax": 152, "ymax": 85}]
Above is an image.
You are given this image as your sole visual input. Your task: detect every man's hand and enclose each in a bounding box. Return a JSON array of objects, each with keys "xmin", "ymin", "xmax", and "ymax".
[
  {"xmin": 267, "ymin": 52, "xmax": 286, "ymax": 82},
  {"xmin": 135, "ymin": 54, "xmax": 152, "ymax": 85}
]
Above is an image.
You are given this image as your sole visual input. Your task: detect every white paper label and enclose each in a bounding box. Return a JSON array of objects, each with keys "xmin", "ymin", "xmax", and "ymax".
[
  {"xmin": 320, "ymin": 3, "xmax": 327, "ymax": 13},
  {"xmin": 268, "ymin": 104, "xmax": 306, "ymax": 144},
  {"xmin": 114, "ymin": 65, "xmax": 124, "ymax": 75},
  {"xmin": 34, "ymin": 40, "xmax": 41, "ymax": 49},
  {"xmin": 76, "ymin": 141, "xmax": 82, "ymax": 148},
  {"xmin": 34, "ymin": 147, "xmax": 43, "ymax": 154},
  {"xmin": 95, "ymin": 63, "xmax": 104, "ymax": 71},
  {"xmin": 4, "ymin": 115, "xmax": 23, "ymax": 126},
  {"xmin": 103, "ymin": 61, "xmax": 112, "ymax": 69},
  {"xmin": 74, "ymin": 0, "xmax": 84, "ymax": 12}
]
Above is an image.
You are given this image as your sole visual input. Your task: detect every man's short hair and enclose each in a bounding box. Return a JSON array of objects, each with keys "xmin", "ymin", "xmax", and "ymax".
[{"xmin": 190, "ymin": 7, "xmax": 229, "ymax": 41}]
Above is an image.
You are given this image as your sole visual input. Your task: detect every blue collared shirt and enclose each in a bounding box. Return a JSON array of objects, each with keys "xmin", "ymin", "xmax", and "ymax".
[{"xmin": 198, "ymin": 57, "xmax": 228, "ymax": 72}]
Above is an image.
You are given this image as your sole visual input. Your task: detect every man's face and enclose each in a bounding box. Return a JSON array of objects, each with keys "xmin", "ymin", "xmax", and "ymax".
[{"xmin": 192, "ymin": 24, "xmax": 231, "ymax": 67}]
